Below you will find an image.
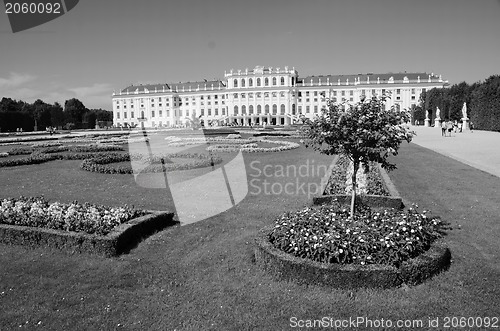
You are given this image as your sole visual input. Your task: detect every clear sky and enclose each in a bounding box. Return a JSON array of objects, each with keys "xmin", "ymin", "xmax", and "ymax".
[{"xmin": 1, "ymin": 0, "xmax": 499, "ymax": 110}]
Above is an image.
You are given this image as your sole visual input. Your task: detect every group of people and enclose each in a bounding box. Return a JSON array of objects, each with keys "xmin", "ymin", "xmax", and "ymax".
[{"xmin": 441, "ymin": 120, "xmax": 474, "ymax": 137}]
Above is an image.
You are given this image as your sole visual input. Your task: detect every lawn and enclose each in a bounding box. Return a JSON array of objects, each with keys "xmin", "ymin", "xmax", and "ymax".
[{"xmin": 0, "ymin": 139, "xmax": 499, "ymax": 330}]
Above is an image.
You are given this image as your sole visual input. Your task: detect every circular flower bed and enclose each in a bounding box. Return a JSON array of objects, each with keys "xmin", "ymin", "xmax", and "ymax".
[
  {"xmin": 80, "ymin": 153, "xmax": 222, "ymax": 174},
  {"xmin": 268, "ymin": 201, "xmax": 446, "ymax": 268},
  {"xmin": 0, "ymin": 196, "xmax": 146, "ymax": 236}
]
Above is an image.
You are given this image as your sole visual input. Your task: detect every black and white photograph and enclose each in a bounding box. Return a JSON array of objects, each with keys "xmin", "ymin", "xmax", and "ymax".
[{"xmin": 1, "ymin": 0, "xmax": 499, "ymax": 330}]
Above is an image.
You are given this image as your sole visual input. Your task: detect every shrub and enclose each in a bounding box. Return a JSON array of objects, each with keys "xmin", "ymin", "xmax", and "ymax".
[{"xmin": 268, "ymin": 201, "xmax": 446, "ymax": 268}]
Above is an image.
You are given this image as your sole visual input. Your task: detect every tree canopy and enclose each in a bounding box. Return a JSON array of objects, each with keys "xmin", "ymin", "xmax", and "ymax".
[{"xmin": 302, "ymin": 95, "xmax": 414, "ymax": 217}]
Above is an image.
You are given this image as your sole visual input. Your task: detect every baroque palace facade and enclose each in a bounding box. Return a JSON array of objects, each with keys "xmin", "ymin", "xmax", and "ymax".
[{"xmin": 112, "ymin": 66, "xmax": 449, "ymax": 128}]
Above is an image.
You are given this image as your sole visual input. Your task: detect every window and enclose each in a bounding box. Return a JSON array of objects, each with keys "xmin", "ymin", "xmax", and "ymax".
[
  {"xmin": 306, "ymin": 106, "xmax": 310, "ymax": 113},
  {"xmin": 257, "ymin": 78, "xmax": 261, "ymax": 86},
  {"xmin": 265, "ymin": 105, "xmax": 269, "ymax": 114},
  {"xmin": 411, "ymin": 96, "xmax": 416, "ymax": 100},
  {"xmin": 241, "ymin": 79, "xmax": 245, "ymax": 87},
  {"xmin": 186, "ymin": 110, "xmax": 189, "ymax": 117},
  {"xmin": 272, "ymin": 77, "xmax": 277, "ymax": 85},
  {"xmin": 242, "ymin": 105, "xmax": 246, "ymax": 114},
  {"xmin": 411, "ymin": 89, "xmax": 415, "ymax": 94},
  {"xmin": 215, "ymin": 109, "xmax": 218, "ymax": 115},
  {"xmin": 179, "ymin": 110, "xmax": 182, "ymax": 117},
  {"xmin": 131, "ymin": 112, "xmax": 134, "ymax": 118},
  {"xmin": 124, "ymin": 105, "xmax": 127, "ymax": 109},
  {"xmin": 350, "ymin": 90, "xmax": 353, "ymax": 96},
  {"xmin": 382, "ymin": 89, "xmax": 386, "ymax": 94},
  {"xmin": 200, "ymin": 109, "xmax": 204, "ymax": 115},
  {"xmin": 159, "ymin": 110, "xmax": 162, "ymax": 117},
  {"xmin": 314, "ymin": 91, "xmax": 318, "ymax": 96},
  {"xmin": 272, "ymin": 92, "xmax": 277, "ymax": 98},
  {"xmin": 272, "ymin": 104, "xmax": 277, "ymax": 114},
  {"xmin": 166, "ymin": 110, "xmax": 170, "ymax": 117},
  {"xmin": 124, "ymin": 112, "xmax": 127, "ymax": 119},
  {"xmin": 257, "ymin": 105, "xmax": 262, "ymax": 114},
  {"xmin": 314, "ymin": 106, "xmax": 318, "ymax": 112},
  {"xmin": 298, "ymin": 106, "xmax": 302, "ymax": 112},
  {"xmin": 306, "ymin": 98, "xmax": 310, "ymax": 102},
  {"xmin": 208, "ymin": 109, "xmax": 211, "ymax": 116},
  {"xmin": 265, "ymin": 78, "xmax": 269, "ymax": 86},
  {"xmin": 306, "ymin": 91, "xmax": 310, "ymax": 96},
  {"xmin": 249, "ymin": 93, "xmax": 253, "ymax": 99},
  {"xmin": 280, "ymin": 104, "xmax": 285, "ymax": 114},
  {"xmin": 222, "ymin": 109, "xmax": 225, "ymax": 115},
  {"xmin": 130, "ymin": 104, "xmax": 134, "ymax": 108},
  {"xmin": 249, "ymin": 78, "xmax": 253, "ymax": 87},
  {"xmin": 342, "ymin": 91, "xmax": 345, "ymax": 96},
  {"xmin": 256, "ymin": 92, "xmax": 261, "ymax": 98},
  {"xmin": 396, "ymin": 89, "xmax": 401, "ymax": 94},
  {"xmin": 234, "ymin": 79, "xmax": 238, "ymax": 87},
  {"xmin": 152, "ymin": 111, "xmax": 155, "ymax": 117},
  {"xmin": 264, "ymin": 92, "xmax": 269, "ymax": 98},
  {"xmin": 117, "ymin": 105, "xmax": 120, "ymax": 109},
  {"xmin": 314, "ymin": 98, "xmax": 318, "ymax": 102},
  {"xmin": 234, "ymin": 105, "xmax": 238, "ymax": 115},
  {"xmin": 207, "ymin": 95, "xmax": 211, "ymax": 99},
  {"xmin": 241, "ymin": 93, "xmax": 246, "ymax": 98},
  {"xmin": 333, "ymin": 91, "xmax": 337, "ymax": 96},
  {"xmin": 281, "ymin": 77, "xmax": 285, "ymax": 85},
  {"xmin": 280, "ymin": 92, "xmax": 285, "ymax": 97},
  {"xmin": 233, "ymin": 93, "xmax": 238, "ymax": 99}
]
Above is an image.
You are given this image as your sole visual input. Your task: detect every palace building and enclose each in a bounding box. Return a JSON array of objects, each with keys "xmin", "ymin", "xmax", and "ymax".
[{"xmin": 112, "ymin": 65, "xmax": 449, "ymax": 128}]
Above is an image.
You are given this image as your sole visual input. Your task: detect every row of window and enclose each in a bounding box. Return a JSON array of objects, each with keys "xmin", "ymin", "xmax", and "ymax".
[
  {"xmin": 233, "ymin": 91, "xmax": 288, "ymax": 99},
  {"xmin": 233, "ymin": 76, "xmax": 287, "ymax": 88}
]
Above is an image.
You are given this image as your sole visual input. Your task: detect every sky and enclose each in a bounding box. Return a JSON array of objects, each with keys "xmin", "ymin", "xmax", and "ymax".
[{"xmin": 1, "ymin": 0, "xmax": 500, "ymax": 110}]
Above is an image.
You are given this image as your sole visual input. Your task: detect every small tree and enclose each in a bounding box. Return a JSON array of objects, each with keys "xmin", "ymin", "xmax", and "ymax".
[{"xmin": 302, "ymin": 95, "xmax": 414, "ymax": 218}]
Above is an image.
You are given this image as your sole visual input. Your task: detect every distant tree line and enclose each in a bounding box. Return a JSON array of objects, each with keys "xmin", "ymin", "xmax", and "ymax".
[
  {"xmin": 0, "ymin": 97, "xmax": 112, "ymax": 132},
  {"xmin": 411, "ymin": 75, "xmax": 500, "ymax": 131}
]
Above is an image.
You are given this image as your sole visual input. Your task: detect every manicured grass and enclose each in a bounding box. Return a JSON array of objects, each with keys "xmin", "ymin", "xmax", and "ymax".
[{"xmin": 1, "ymin": 141, "xmax": 499, "ymax": 330}]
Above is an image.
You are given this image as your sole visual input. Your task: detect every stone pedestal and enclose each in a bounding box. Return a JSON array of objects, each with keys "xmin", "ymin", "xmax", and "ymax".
[
  {"xmin": 462, "ymin": 118, "xmax": 469, "ymax": 130},
  {"xmin": 424, "ymin": 118, "xmax": 431, "ymax": 127},
  {"xmin": 435, "ymin": 118, "xmax": 441, "ymax": 128}
]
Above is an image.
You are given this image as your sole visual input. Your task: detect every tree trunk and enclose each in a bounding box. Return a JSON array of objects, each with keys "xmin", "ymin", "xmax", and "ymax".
[{"xmin": 350, "ymin": 160, "xmax": 359, "ymax": 219}]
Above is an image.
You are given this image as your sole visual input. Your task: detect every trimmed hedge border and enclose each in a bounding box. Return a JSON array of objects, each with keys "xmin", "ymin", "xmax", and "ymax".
[
  {"xmin": 0, "ymin": 210, "xmax": 177, "ymax": 257},
  {"xmin": 254, "ymin": 224, "xmax": 451, "ymax": 289},
  {"xmin": 313, "ymin": 164, "xmax": 404, "ymax": 209}
]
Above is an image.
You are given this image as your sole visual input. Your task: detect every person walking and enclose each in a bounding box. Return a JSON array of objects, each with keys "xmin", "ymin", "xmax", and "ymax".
[{"xmin": 441, "ymin": 120, "xmax": 446, "ymax": 137}]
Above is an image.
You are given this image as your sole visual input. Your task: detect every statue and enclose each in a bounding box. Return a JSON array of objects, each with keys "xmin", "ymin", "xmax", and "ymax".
[
  {"xmin": 425, "ymin": 110, "xmax": 430, "ymax": 119},
  {"xmin": 436, "ymin": 107, "xmax": 441, "ymax": 119},
  {"xmin": 462, "ymin": 102, "xmax": 467, "ymax": 119}
]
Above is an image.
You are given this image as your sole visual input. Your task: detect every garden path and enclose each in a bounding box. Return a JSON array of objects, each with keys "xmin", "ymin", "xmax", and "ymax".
[{"xmin": 410, "ymin": 126, "xmax": 500, "ymax": 178}]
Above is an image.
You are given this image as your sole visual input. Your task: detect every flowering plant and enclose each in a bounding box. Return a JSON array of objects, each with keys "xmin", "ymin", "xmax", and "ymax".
[
  {"xmin": 0, "ymin": 196, "xmax": 146, "ymax": 235},
  {"xmin": 268, "ymin": 201, "xmax": 446, "ymax": 267}
]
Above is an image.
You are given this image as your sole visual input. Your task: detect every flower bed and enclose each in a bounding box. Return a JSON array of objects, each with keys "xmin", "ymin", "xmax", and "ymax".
[
  {"xmin": 207, "ymin": 139, "xmax": 300, "ymax": 153},
  {"xmin": 324, "ymin": 155, "xmax": 389, "ymax": 196},
  {"xmin": 0, "ymin": 146, "xmax": 126, "ymax": 168},
  {"xmin": 0, "ymin": 196, "xmax": 145, "ymax": 236},
  {"xmin": 80, "ymin": 153, "xmax": 222, "ymax": 174},
  {"xmin": 255, "ymin": 201, "xmax": 451, "ymax": 288},
  {"xmin": 314, "ymin": 155, "xmax": 403, "ymax": 209},
  {"xmin": 0, "ymin": 197, "xmax": 176, "ymax": 257}
]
